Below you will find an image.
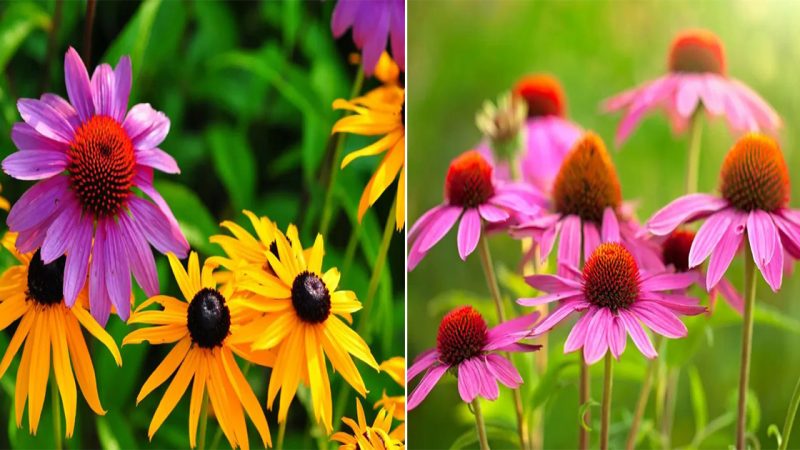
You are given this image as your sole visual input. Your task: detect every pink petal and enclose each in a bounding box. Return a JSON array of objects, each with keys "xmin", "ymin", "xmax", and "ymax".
[
  {"xmin": 647, "ymin": 194, "xmax": 728, "ymax": 236},
  {"xmin": 518, "ymin": 291, "xmax": 583, "ymax": 307},
  {"xmin": 457, "ymin": 209, "xmax": 481, "ymax": 260},
  {"xmin": 11, "ymin": 122, "xmax": 68, "ymax": 153},
  {"xmin": 631, "ymin": 302, "xmax": 687, "ymax": 338},
  {"xmin": 127, "ymin": 196, "xmax": 188, "ymax": 257},
  {"xmin": 532, "ymin": 301, "xmax": 582, "ymax": 334},
  {"xmin": 601, "ymin": 207, "xmax": 620, "ymax": 242},
  {"xmin": 64, "ymin": 47, "xmax": 94, "ymax": 122},
  {"xmin": 418, "ymin": 206, "xmax": 462, "ymax": 253},
  {"xmin": 618, "ymin": 309, "xmax": 657, "ymax": 358},
  {"xmin": 689, "ymin": 210, "xmax": 733, "ymax": 268},
  {"xmin": 112, "ymin": 56, "xmax": 132, "ymax": 123},
  {"xmin": 90, "ymin": 63, "xmax": 115, "ymax": 118},
  {"xmin": 457, "ymin": 359, "xmax": 480, "ymax": 404},
  {"xmin": 118, "ymin": 212, "xmax": 159, "ymax": 297},
  {"xmin": 17, "ymin": 98, "xmax": 76, "ymax": 144},
  {"xmin": 761, "ymin": 224, "xmax": 784, "ymax": 292},
  {"xmin": 408, "ymin": 364, "xmax": 448, "ymax": 410},
  {"xmin": 123, "ymin": 103, "xmax": 170, "ymax": 150},
  {"xmin": 640, "ymin": 272, "xmax": 697, "ymax": 292},
  {"xmin": 136, "ymin": 148, "xmax": 180, "ymax": 174},
  {"xmin": 89, "ymin": 221, "xmax": 111, "ymax": 326},
  {"xmin": 706, "ymin": 211, "xmax": 747, "ymax": 290},
  {"xmin": 474, "ymin": 358, "xmax": 499, "ymax": 400},
  {"xmin": 7, "ymin": 176, "xmax": 69, "ymax": 232},
  {"xmin": 583, "ymin": 308, "xmax": 611, "ymax": 364},
  {"xmin": 40, "ymin": 196, "xmax": 80, "ymax": 263},
  {"xmin": 409, "ymin": 205, "xmax": 447, "ymax": 241},
  {"xmin": 485, "ymin": 354, "xmax": 523, "ymax": 388},
  {"xmin": 478, "ymin": 204, "xmax": 509, "ymax": 223},
  {"xmin": 583, "ymin": 221, "xmax": 600, "ymax": 262},
  {"xmin": 486, "ymin": 311, "xmax": 540, "ymax": 350},
  {"xmin": 2, "ymin": 150, "xmax": 69, "ymax": 180},
  {"xmin": 564, "ymin": 307, "xmax": 596, "ymax": 353},
  {"xmin": 558, "ymin": 215, "xmax": 581, "ymax": 277},
  {"xmin": 524, "ymin": 274, "xmax": 582, "ymax": 292},
  {"xmin": 676, "ymin": 76, "xmax": 702, "ymax": 117},
  {"xmin": 715, "ymin": 276, "xmax": 744, "ymax": 314},
  {"xmin": 103, "ymin": 220, "xmax": 132, "ymax": 321},
  {"xmin": 608, "ymin": 315, "xmax": 627, "ymax": 359},
  {"xmin": 747, "ymin": 210, "xmax": 781, "ymax": 291},
  {"xmin": 408, "ymin": 350, "xmax": 439, "ymax": 381},
  {"xmin": 63, "ymin": 217, "xmax": 93, "ymax": 307}
]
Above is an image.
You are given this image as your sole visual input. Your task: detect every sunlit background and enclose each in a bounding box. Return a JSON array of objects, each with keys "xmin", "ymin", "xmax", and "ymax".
[{"xmin": 408, "ymin": 1, "xmax": 800, "ymax": 448}]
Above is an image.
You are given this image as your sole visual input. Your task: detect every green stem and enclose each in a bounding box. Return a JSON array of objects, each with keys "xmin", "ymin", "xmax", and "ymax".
[
  {"xmin": 341, "ymin": 222, "xmax": 361, "ymax": 278},
  {"xmin": 356, "ymin": 199, "xmax": 396, "ymax": 338},
  {"xmin": 662, "ymin": 368, "xmax": 679, "ymax": 449},
  {"xmin": 601, "ymin": 353, "xmax": 614, "ymax": 450},
  {"xmin": 319, "ymin": 67, "xmax": 365, "ymax": 236},
  {"xmin": 198, "ymin": 392, "xmax": 209, "ymax": 450},
  {"xmin": 51, "ymin": 373, "xmax": 62, "ymax": 450},
  {"xmin": 579, "ymin": 355, "xmax": 589, "ymax": 450},
  {"xmin": 82, "ymin": 0, "xmax": 96, "ymax": 64},
  {"xmin": 478, "ymin": 236, "xmax": 530, "ymax": 450},
  {"xmin": 780, "ymin": 374, "xmax": 800, "ymax": 450},
  {"xmin": 277, "ymin": 419, "xmax": 287, "ymax": 450},
  {"xmin": 625, "ymin": 338, "xmax": 661, "ymax": 450},
  {"xmin": 737, "ymin": 244, "xmax": 757, "ymax": 449},
  {"xmin": 472, "ymin": 399, "xmax": 491, "ymax": 450},
  {"xmin": 685, "ymin": 108, "xmax": 704, "ymax": 195}
]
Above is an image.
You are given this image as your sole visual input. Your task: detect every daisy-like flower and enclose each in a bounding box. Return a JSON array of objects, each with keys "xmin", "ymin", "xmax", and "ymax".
[
  {"xmin": 523, "ymin": 242, "xmax": 706, "ymax": 364},
  {"xmin": 656, "ymin": 229, "xmax": 743, "ymax": 313},
  {"xmin": 331, "ymin": 0, "xmax": 405, "ymax": 75},
  {"xmin": 227, "ymin": 228, "xmax": 378, "ymax": 433},
  {"xmin": 375, "ymin": 357, "xmax": 405, "ymax": 440},
  {"xmin": 514, "ymin": 132, "xmax": 661, "ymax": 274},
  {"xmin": 333, "ymin": 54, "xmax": 405, "ymax": 230},
  {"xmin": 0, "ymin": 233, "xmax": 121, "ymax": 438},
  {"xmin": 604, "ymin": 29, "xmax": 780, "ymax": 146},
  {"xmin": 331, "ymin": 399, "xmax": 404, "ymax": 450},
  {"xmin": 2, "ymin": 47, "xmax": 188, "ymax": 325},
  {"xmin": 408, "ymin": 150, "xmax": 537, "ymax": 270},
  {"xmin": 407, "ymin": 306, "xmax": 540, "ymax": 409},
  {"xmin": 123, "ymin": 252, "xmax": 272, "ymax": 449},
  {"xmin": 647, "ymin": 133, "xmax": 800, "ymax": 292}
]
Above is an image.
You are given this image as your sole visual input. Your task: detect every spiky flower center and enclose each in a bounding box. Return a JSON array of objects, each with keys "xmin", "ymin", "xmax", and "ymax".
[
  {"xmin": 187, "ymin": 288, "xmax": 231, "ymax": 348},
  {"xmin": 27, "ymin": 249, "xmax": 66, "ymax": 306},
  {"xmin": 583, "ymin": 243, "xmax": 641, "ymax": 312},
  {"xmin": 719, "ymin": 134, "xmax": 790, "ymax": 212},
  {"xmin": 662, "ymin": 230, "xmax": 695, "ymax": 272},
  {"xmin": 291, "ymin": 271, "xmax": 331, "ymax": 324},
  {"xmin": 668, "ymin": 29, "xmax": 726, "ymax": 75},
  {"xmin": 445, "ymin": 151, "xmax": 495, "ymax": 208},
  {"xmin": 552, "ymin": 132, "xmax": 622, "ymax": 223},
  {"xmin": 436, "ymin": 306, "xmax": 488, "ymax": 366},
  {"xmin": 513, "ymin": 74, "xmax": 565, "ymax": 118},
  {"xmin": 68, "ymin": 115, "xmax": 136, "ymax": 217}
]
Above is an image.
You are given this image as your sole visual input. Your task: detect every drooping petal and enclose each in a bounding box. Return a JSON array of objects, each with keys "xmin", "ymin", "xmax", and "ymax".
[
  {"xmin": 558, "ymin": 215, "xmax": 581, "ymax": 276},
  {"xmin": 484, "ymin": 354, "xmax": 523, "ymax": 388},
  {"xmin": 647, "ymin": 194, "xmax": 729, "ymax": 236},
  {"xmin": 601, "ymin": 207, "xmax": 620, "ymax": 242},
  {"xmin": 689, "ymin": 210, "xmax": 733, "ymax": 268},
  {"xmin": 706, "ymin": 213, "xmax": 746, "ymax": 290},
  {"xmin": 747, "ymin": 210, "xmax": 781, "ymax": 291},
  {"xmin": 564, "ymin": 307, "xmax": 595, "ymax": 353},
  {"xmin": 136, "ymin": 148, "xmax": 180, "ymax": 174},
  {"xmin": 618, "ymin": 309, "xmax": 657, "ymax": 358},
  {"xmin": 408, "ymin": 350, "xmax": 439, "ymax": 381},
  {"xmin": 631, "ymin": 302, "xmax": 687, "ymax": 339},
  {"xmin": 457, "ymin": 360, "xmax": 480, "ymax": 403},
  {"xmin": 7, "ymin": 173, "xmax": 69, "ymax": 232},
  {"xmin": 456, "ymin": 209, "xmax": 481, "ymax": 260},
  {"xmin": 407, "ymin": 363, "xmax": 448, "ymax": 410},
  {"xmin": 63, "ymin": 217, "xmax": 93, "ymax": 307},
  {"xmin": 583, "ymin": 308, "xmax": 611, "ymax": 364}
]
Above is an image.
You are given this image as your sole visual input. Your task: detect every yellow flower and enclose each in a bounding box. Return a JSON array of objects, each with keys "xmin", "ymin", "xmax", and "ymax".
[
  {"xmin": 333, "ymin": 52, "xmax": 405, "ymax": 230},
  {"xmin": 375, "ymin": 357, "xmax": 405, "ymax": 440},
  {"xmin": 228, "ymin": 226, "xmax": 379, "ymax": 432},
  {"xmin": 124, "ymin": 252, "xmax": 273, "ymax": 449},
  {"xmin": 0, "ymin": 183, "xmax": 9, "ymax": 211},
  {"xmin": 331, "ymin": 399, "xmax": 404, "ymax": 450},
  {"xmin": 0, "ymin": 233, "xmax": 121, "ymax": 438}
]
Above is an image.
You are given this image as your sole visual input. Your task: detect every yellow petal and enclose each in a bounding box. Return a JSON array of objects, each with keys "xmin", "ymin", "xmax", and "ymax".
[
  {"xmin": 27, "ymin": 307, "xmax": 50, "ymax": 434},
  {"xmin": 253, "ymin": 312, "xmax": 297, "ymax": 350},
  {"xmin": 322, "ymin": 269, "xmax": 341, "ymax": 292},
  {"xmin": 276, "ymin": 327, "xmax": 304, "ymax": 423},
  {"xmin": 205, "ymin": 350, "xmax": 239, "ymax": 449},
  {"xmin": 188, "ymin": 252, "xmax": 202, "ymax": 295},
  {"xmin": 327, "ymin": 315, "xmax": 379, "ymax": 369},
  {"xmin": 0, "ymin": 310, "xmax": 33, "ymax": 378},
  {"xmin": 135, "ymin": 295, "xmax": 187, "ymax": 314},
  {"xmin": 167, "ymin": 252, "xmax": 194, "ymax": 301},
  {"xmin": 148, "ymin": 349, "xmax": 197, "ymax": 439},
  {"xmin": 188, "ymin": 351, "xmax": 208, "ymax": 448},
  {"xmin": 221, "ymin": 346, "xmax": 272, "ymax": 447},
  {"xmin": 63, "ymin": 313, "xmax": 105, "ymax": 414},
  {"xmin": 73, "ymin": 304, "xmax": 122, "ymax": 365},
  {"xmin": 331, "ymin": 291, "xmax": 362, "ymax": 315},
  {"xmin": 201, "ymin": 262, "xmax": 216, "ymax": 290},
  {"xmin": 307, "ymin": 234, "xmax": 324, "ymax": 275},
  {"xmin": 306, "ymin": 326, "xmax": 332, "ymax": 432},
  {"xmin": 0, "ymin": 295, "xmax": 29, "ymax": 330},
  {"xmin": 50, "ymin": 309, "xmax": 77, "ymax": 438},
  {"xmin": 123, "ymin": 325, "xmax": 188, "ymax": 346},
  {"xmin": 340, "ymin": 133, "xmax": 395, "ymax": 169},
  {"xmin": 395, "ymin": 165, "xmax": 405, "ymax": 230},
  {"xmin": 379, "ymin": 357, "xmax": 406, "ymax": 388},
  {"xmin": 15, "ymin": 324, "xmax": 34, "ymax": 428},
  {"xmin": 137, "ymin": 337, "xmax": 192, "ymax": 404},
  {"xmin": 128, "ymin": 310, "xmax": 187, "ymax": 326}
]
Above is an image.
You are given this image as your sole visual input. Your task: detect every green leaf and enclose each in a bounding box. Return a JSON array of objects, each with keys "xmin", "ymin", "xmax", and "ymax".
[
  {"xmin": 282, "ymin": 0, "xmax": 302, "ymax": 53},
  {"xmin": 153, "ymin": 180, "xmax": 217, "ymax": 255},
  {"xmin": 768, "ymin": 424, "xmax": 783, "ymax": 448},
  {"xmin": 528, "ymin": 360, "xmax": 576, "ymax": 410},
  {"xmin": 580, "ymin": 399, "xmax": 600, "ymax": 432},
  {"xmin": 449, "ymin": 424, "xmax": 518, "ymax": 450},
  {"xmin": 102, "ymin": 0, "xmax": 163, "ymax": 80},
  {"xmin": 97, "ymin": 414, "xmax": 139, "ymax": 450},
  {"xmin": 94, "ymin": 316, "xmax": 145, "ymax": 410},
  {"xmin": 0, "ymin": 2, "xmax": 49, "ymax": 73},
  {"xmin": 206, "ymin": 125, "xmax": 256, "ymax": 211},
  {"xmin": 688, "ymin": 365, "xmax": 708, "ymax": 435}
]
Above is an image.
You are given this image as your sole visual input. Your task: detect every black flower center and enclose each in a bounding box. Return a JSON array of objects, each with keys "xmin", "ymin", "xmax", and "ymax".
[
  {"xmin": 27, "ymin": 249, "xmax": 66, "ymax": 305},
  {"xmin": 291, "ymin": 271, "xmax": 331, "ymax": 324},
  {"xmin": 187, "ymin": 288, "xmax": 231, "ymax": 348}
]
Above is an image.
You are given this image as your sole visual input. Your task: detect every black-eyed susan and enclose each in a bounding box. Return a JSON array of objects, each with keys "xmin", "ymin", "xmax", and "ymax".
[
  {"xmin": 124, "ymin": 252, "xmax": 273, "ymax": 449},
  {"xmin": 375, "ymin": 357, "xmax": 405, "ymax": 441},
  {"xmin": 331, "ymin": 399, "xmax": 404, "ymax": 450},
  {"xmin": 228, "ymin": 228, "xmax": 379, "ymax": 433},
  {"xmin": 0, "ymin": 233, "xmax": 121, "ymax": 438},
  {"xmin": 333, "ymin": 52, "xmax": 405, "ymax": 230}
]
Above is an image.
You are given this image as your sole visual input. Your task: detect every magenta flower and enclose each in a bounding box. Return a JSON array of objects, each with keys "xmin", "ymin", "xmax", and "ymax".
[
  {"xmin": 2, "ymin": 48, "xmax": 189, "ymax": 325},
  {"xmin": 408, "ymin": 150, "xmax": 539, "ymax": 270},
  {"xmin": 513, "ymin": 132, "xmax": 662, "ymax": 275},
  {"xmin": 604, "ymin": 29, "xmax": 780, "ymax": 146},
  {"xmin": 408, "ymin": 306, "xmax": 540, "ymax": 409},
  {"xmin": 523, "ymin": 242, "xmax": 706, "ymax": 364},
  {"xmin": 647, "ymin": 133, "xmax": 799, "ymax": 293},
  {"xmin": 331, "ymin": 0, "xmax": 404, "ymax": 75}
]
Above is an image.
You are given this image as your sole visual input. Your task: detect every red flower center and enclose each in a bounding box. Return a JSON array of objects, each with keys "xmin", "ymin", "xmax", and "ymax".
[
  {"xmin": 668, "ymin": 29, "xmax": 726, "ymax": 75},
  {"xmin": 552, "ymin": 132, "xmax": 622, "ymax": 223},
  {"xmin": 513, "ymin": 74, "xmax": 566, "ymax": 118},
  {"xmin": 68, "ymin": 115, "xmax": 135, "ymax": 217},
  {"xmin": 445, "ymin": 151, "xmax": 495, "ymax": 208},
  {"xmin": 583, "ymin": 243, "xmax": 641, "ymax": 312},
  {"xmin": 719, "ymin": 134, "xmax": 790, "ymax": 212},
  {"xmin": 662, "ymin": 230, "xmax": 695, "ymax": 272},
  {"xmin": 436, "ymin": 305, "xmax": 488, "ymax": 366}
]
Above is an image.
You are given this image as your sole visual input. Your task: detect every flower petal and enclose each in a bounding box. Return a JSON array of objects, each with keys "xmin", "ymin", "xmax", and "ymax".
[
  {"xmin": 407, "ymin": 364, "xmax": 448, "ymax": 410},
  {"xmin": 64, "ymin": 47, "xmax": 94, "ymax": 122},
  {"xmin": 647, "ymin": 194, "xmax": 728, "ymax": 236},
  {"xmin": 2, "ymin": 150, "xmax": 68, "ymax": 180},
  {"xmin": 457, "ymin": 209, "xmax": 481, "ymax": 260}
]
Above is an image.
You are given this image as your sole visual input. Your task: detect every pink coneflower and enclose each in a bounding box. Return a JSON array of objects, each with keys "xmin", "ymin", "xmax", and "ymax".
[
  {"xmin": 513, "ymin": 132, "xmax": 662, "ymax": 274},
  {"xmin": 2, "ymin": 48, "xmax": 188, "ymax": 325},
  {"xmin": 331, "ymin": 0, "xmax": 405, "ymax": 75},
  {"xmin": 523, "ymin": 242, "xmax": 706, "ymax": 364},
  {"xmin": 646, "ymin": 133, "xmax": 799, "ymax": 292},
  {"xmin": 407, "ymin": 150, "xmax": 538, "ymax": 270},
  {"xmin": 604, "ymin": 29, "xmax": 780, "ymax": 147},
  {"xmin": 408, "ymin": 306, "xmax": 540, "ymax": 409}
]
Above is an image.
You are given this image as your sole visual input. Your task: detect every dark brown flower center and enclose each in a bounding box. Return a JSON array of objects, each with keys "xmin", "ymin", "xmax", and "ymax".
[
  {"xmin": 445, "ymin": 151, "xmax": 495, "ymax": 208},
  {"xmin": 187, "ymin": 288, "xmax": 231, "ymax": 348},
  {"xmin": 662, "ymin": 230, "xmax": 695, "ymax": 272},
  {"xmin": 27, "ymin": 249, "xmax": 65, "ymax": 306},
  {"xmin": 668, "ymin": 29, "xmax": 726, "ymax": 75},
  {"xmin": 68, "ymin": 115, "xmax": 136, "ymax": 217},
  {"xmin": 552, "ymin": 132, "xmax": 622, "ymax": 223},
  {"xmin": 719, "ymin": 134, "xmax": 790, "ymax": 212},
  {"xmin": 513, "ymin": 74, "xmax": 566, "ymax": 118},
  {"xmin": 436, "ymin": 306, "xmax": 488, "ymax": 366},
  {"xmin": 291, "ymin": 271, "xmax": 331, "ymax": 324},
  {"xmin": 583, "ymin": 243, "xmax": 641, "ymax": 312}
]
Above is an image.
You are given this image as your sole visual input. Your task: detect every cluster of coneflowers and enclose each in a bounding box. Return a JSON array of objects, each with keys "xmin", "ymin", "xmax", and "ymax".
[
  {"xmin": 0, "ymin": 1, "xmax": 405, "ymax": 450},
  {"xmin": 408, "ymin": 29, "xmax": 792, "ymax": 450}
]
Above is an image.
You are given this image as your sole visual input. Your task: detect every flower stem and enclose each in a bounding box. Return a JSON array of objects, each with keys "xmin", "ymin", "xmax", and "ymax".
[
  {"xmin": 42, "ymin": 0, "xmax": 63, "ymax": 92},
  {"xmin": 737, "ymin": 244, "xmax": 757, "ymax": 449},
  {"xmin": 319, "ymin": 67, "xmax": 365, "ymax": 236},
  {"xmin": 624, "ymin": 340, "xmax": 659, "ymax": 450},
  {"xmin": 478, "ymin": 236, "xmax": 530, "ymax": 450},
  {"xmin": 472, "ymin": 398, "xmax": 491, "ymax": 450},
  {"xmin": 341, "ymin": 222, "xmax": 361, "ymax": 278},
  {"xmin": 277, "ymin": 419, "xmax": 287, "ymax": 450},
  {"xmin": 579, "ymin": 354, "xmax": 590, "ymax": 450},
  {"xmin": 198, "ymin": 392, "xmax": 209, "ymax": 450},
  {"xmin": 685, "ymin": 108, "xmax": 704, "ymax": 195},
  {"xmin": 780, "ymin": 374, "xmax": 800, "ymax": 450},
  {"xmin": 51, "ymin": 373, "xmax": 62, "ymax": 450},
  {"xmin": 527, "ymin": 243, "xmax": 546, "ymax": 450},
  {"xmin": 82, "ymin": 0, "xmax": 96, "ymax": 64},
  {"xmin": 601, "ymin": 353, "xmax": 614, "ymax": 450},
  {"xmin": 356, "ymin": 198, "xmax": 396, "ymax": 338}
]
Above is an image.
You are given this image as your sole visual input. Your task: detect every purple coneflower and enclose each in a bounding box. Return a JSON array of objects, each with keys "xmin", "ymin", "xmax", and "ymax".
[{"xmin": 331, "ymin": 0, "xmax": 405, "ymax": 75}]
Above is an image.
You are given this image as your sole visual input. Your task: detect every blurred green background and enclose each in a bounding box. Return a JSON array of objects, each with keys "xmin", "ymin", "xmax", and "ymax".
[
  {"xmin": 0, "ymin": 1, "xmax": 404, "ymax": 449},
  {"xmin": 408, "ymin": 1, "xmax": 800, "ymax": 449}
]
